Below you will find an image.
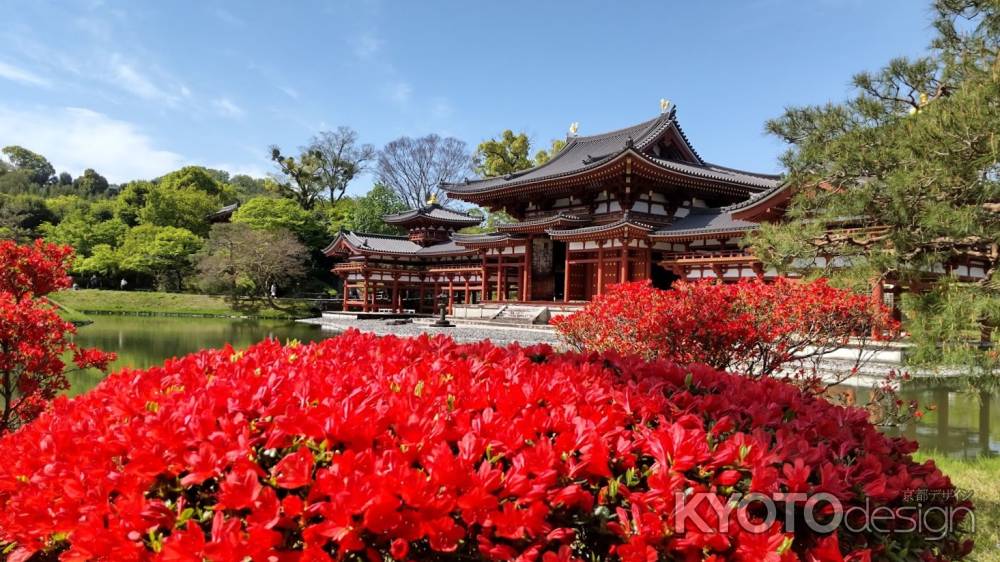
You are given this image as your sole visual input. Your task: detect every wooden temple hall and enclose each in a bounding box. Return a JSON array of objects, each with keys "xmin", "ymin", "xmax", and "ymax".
[{"xmin": 323, "ymin": 103, "xmax": 790, "ymax": 313}]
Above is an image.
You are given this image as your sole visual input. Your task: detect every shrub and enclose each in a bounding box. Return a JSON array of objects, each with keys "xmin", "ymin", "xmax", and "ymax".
[
  {"xmin": 552, "ymin": 279, "xmax": 899, "ymax": 378},
  {"xmin": 0, "ymin": 331, "xmax": 969, "ymax": 561},
  {"xmin": 0, "ymin": 240, "xmax": 113, "ymax": 432}
]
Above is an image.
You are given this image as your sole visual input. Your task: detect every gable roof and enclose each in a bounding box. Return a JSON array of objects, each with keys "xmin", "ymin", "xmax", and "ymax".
[
  {"xmin": 443, "ymin": 107, "xmax": 781, "ymax": 198},
  {"xmin": 322, "ymin": 231, "xmax": 477, "ymax": 257},
  {"xmin": 382, "ymin": 203, "xmax": 482, "ymax": 227}
]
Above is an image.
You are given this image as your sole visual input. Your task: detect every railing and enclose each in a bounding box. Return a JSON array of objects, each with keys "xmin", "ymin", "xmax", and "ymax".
[{"xmin": 660, "ymin": 250, "xmax": 758, "ymax": 265}]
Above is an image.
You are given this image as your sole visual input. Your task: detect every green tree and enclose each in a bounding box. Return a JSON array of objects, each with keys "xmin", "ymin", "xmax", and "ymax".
[
  {"xmin": 231, "ymin": 196, "xmax": 326, "ymax": 247},
  {"xmin": 1, "ymin": 146, "xmax": 54, "ymax": 185},
  {"xmin": 0, "ymin": 170, "xmax": 36, "ymax": 195},
  {"xmin": 197, "ymin": 223, "xmax": 309, "ymax": 308},
  {"xmin": 460, "ymin": 207, "xmax": 515, "ymax": 234},
  {"xmin": 157, "ymin": 166, "xmax": 229, "ymax": 197},
  {"xmin": 139, "ymin": 185, "xmax": 221, "ymax": 236},
  {"xmin": 75, "ymin": 244, "xmax": 120, "ymax": 280},
  {"xmin": 57, "ymin": 172, "xmax": 73, "ymax": 186},
  {"xmin": 40, "ymin": 217, "xmax": 128, "ymax": 256},
  {"xmin": 472, "ymin": 130, "xmax": 533, "ymax": 178},
  {"xmin": 534, "ymin": 138, "xmax": 567, "ymax": 166},
  {"xmin": 309, "ymin": 127, "xmax": 376, "ymax": 203},
  {"xmin": 119, "ymin": 224, "xmax": 203, "ymax": 291},
  {"xmin": 72, "ymin": 169, "xmax": 109, "ymax": 195},
  {"xmin": 323, "ymin": 197, "xmax": 357, "ymax": 235},
  {"xmin": 349, "ymin": 183, "xmax": 407, "ymax": 235},
  {"xmin": 750, "ymin": 0, "xmax": 999, "ymax": 377},
  {"xmin": 115, "ymin": 181, "xmax": 153, "ymax": 226}
]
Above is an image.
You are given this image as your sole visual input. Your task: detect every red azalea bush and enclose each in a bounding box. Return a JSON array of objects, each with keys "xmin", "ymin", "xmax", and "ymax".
[
  {"xmin": 0, "ymin": 240, "xmax": 114, "ymax": 432},
  {"xmin": 0, "ymin": 331, "xmax": 969, "ymax": 561},
  {"xmin": 552, "ymin": 279, "xmax": 899, "ymax": 378}
]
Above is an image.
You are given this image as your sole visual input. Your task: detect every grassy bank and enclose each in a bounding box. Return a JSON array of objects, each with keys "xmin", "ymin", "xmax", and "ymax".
[
  {"xmin": 44, "ymin": 296, "xmax": 93, "ymax": 325},
  {"xmin": 50, "ymin": 289, "xmax": 318, "ymax": 320},
  {"xmin": 914, "ymin": 452, "xmax": 1000, "ymax": 560}
]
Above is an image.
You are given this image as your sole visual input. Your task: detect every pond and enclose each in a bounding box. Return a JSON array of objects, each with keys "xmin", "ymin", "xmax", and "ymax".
[
  {"xmin": 68, "ymin": 315, "xmax": 329, "ymax": 395},
  {"xmin": 69, "ymin": 315, "xmax": 999, "ymax": 458}
]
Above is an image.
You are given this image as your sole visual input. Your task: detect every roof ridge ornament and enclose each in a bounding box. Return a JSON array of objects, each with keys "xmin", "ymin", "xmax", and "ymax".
[
  {"xmin": 426, "ymin": 193, "xmax": 438, "ymax": 205},
  {"xmin": 660, "ymin": 98, "xmax": 672, "ymax": 114},
  {"xmin": 568, "ymin": 122, "xmax": 579, "ymax": 138}
]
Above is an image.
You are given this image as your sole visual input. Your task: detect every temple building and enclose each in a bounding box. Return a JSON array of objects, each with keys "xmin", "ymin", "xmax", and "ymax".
[{"xmin": 324, "ymin": 105, "xmax": 791, "ymax": 313}]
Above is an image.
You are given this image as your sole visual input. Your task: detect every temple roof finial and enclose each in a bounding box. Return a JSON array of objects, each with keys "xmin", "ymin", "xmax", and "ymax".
[
  {"xmin": 427, "ymin": 193, "xmax": 438, "ymax": 206},
  {"xmin": 660, "ymin": 98, "xmax": 671, "ymax": 114},
  {"xmin": 568, "ymin": 122, "xmax": 579, "ymax": 137}
]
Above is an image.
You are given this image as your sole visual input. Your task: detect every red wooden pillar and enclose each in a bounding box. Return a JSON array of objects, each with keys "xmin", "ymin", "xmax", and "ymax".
[
  {"xmin": 523, "ymin": 238, "xmax": 532, "ymax": 302},
  {"xmin": 644, "ymin": 246, "xmax": 652, "ymax": 280},
  {"xmin": 498, "ymin": 258, "xmax": 506, "ymax": 302},
  {"xmin": 342, "ymin": 276, "xmax": 349, "ymax": 311},
  {"xmin": 361, "ymin": 275, "xmax": 368, "ymax": 312},
  {"xmin": 596, "ymin": 243, "xmax": 605, "ymax": 296},
  {"xmin": 871, "ymin": 276, "xmax": 884, "ymax": 338},
  {"xmin": 619, "ymin": 239, "xmax": 629, "ymax": 283},
  {"xmin": 418, "ymin": 283, "xmax": 425, "ymax": 313},
  {"xmin": 448, "ymin": 276, "xmax": 455, "ymax": 314},
  {"xmin": 464, "ymin": 275, "xmax": 471, "ymax": 305},
  {"xmin": 563, "ymin": 248, "xmax": 572, "ymax": 303},
  {"xmin": 481, "ymin": 253, "xmax": 488, "ymax": 302},
  {"xmin": 392, "ymin": 276, "xmax": 400, "ymax": 313}
]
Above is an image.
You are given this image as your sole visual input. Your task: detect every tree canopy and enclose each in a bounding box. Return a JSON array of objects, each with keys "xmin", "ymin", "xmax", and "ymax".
[
  {"xmin": 377, "ymin": 134, "xmax": 470, "ymax": 208},
  {"xmin": 750, "ymin": 0, "xmax": 1000, "ymax": 373}
]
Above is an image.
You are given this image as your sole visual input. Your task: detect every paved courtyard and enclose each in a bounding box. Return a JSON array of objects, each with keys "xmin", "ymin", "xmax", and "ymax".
[{"xmin": 300, "ymin": 317, "xmax": 564, "ymax": 347}]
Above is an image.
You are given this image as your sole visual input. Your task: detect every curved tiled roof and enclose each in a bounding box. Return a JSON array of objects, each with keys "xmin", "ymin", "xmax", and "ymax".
[
  {"xmin": 443, "ymin": 108, "xmax": 780, "ymax": 196},
  {"xmin": 650, "ymin": 209, "xmax": 758, "ymax": 240},
  {"xmin": 382, "ymin": 203, "xmax": 482, "ymax": 226},
  {"xmin": 547, "ymin": 214, "xmax": 656, "ymax": 240},
  {"xmin": 322, "ymin": 231, "xmax": 476, "ymax": 257},
  {"xmin": 494, "ymin": 212, "xmax": 589, "ymax": 233}
]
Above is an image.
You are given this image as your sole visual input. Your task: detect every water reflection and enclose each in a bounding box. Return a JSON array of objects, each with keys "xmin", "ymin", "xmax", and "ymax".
[
  {"xmin": 843, "ymin": 381, "xmax": 999, "ymax": 458},
  {"xmin": 69, "ymin": 315, "xmax": 329, "ymax": 395}
]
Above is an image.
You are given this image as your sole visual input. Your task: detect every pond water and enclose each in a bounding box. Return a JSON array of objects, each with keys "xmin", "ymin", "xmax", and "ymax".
[
  {"xmin": 68, "ymin": 315, "xmax": 329, "ymax": 395},
  {"xmin": 69, "ymin": 316, "xmax": 999, "ymax": 458}
]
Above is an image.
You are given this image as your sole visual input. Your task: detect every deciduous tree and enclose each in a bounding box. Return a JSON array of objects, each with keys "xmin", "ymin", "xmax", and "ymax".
[
  {"xmin": 0, "ymin": 145, "xmax": 54, "ymax": 185},
  {"xmin": 376, "ymin": 134, "xmax": 470, "ymax": 208},
  {"xmin": 197, "ymin": 223, "xmax": 309, "ymax": 308},
  {"xmin": 348, "ymin": 183, "xmax": 407, "ymax": 235},
  {"xmin": 472, "ymin": 130, "xmax": 532, "ymax": 177}
]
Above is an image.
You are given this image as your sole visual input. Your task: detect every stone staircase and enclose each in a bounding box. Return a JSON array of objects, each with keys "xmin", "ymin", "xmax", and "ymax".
[{"xmin": 490, "ymin": 305, "xmax": 549, "ymax": 325}]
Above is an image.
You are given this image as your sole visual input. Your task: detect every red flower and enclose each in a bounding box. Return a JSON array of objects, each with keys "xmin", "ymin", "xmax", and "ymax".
[
  {"xmin": 271, "ymin": 447, "xmax": 314, "ymax": 489},
  {"xmin": 0, "ymin": 331, "xmax": 970, "ymax": 561}
]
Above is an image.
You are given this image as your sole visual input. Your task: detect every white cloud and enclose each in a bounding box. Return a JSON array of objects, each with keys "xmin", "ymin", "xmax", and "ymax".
[
  {"xmin": 386, "ymin": 81, "xmax": 412, "ymax": 105},
  {"xmin": 212, "ymin": 97, "xmax": 245, "ymax": 118},
  {"xmin": 280, "ymin": 86, "xmax": 299, "ymax": 99},
  {"xmin": 352, "ymin": 32, "xmax": 382, "ymax": 60},
  {"xmin": 110, "ymin": 54, "xmax": 177, "ymax": 104},
  {"xmin": 214, "ymin": 8, "xmax": 245, "ymax": 27},
  {"xmin": 0, "ymin": 60, "xmax": 50, "ymax": 87},
  {"xmin": 0, "ymin": 105, "xmax": 184, "ymax": 183}
]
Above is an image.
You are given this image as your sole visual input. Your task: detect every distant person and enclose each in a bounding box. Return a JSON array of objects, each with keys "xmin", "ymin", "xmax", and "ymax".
[
  {"xmin": 72, "ymin": 282, "xmax": 79, "ymax": 291},
  {"xmin": 270, "ymin": 283, "xmax": 277, "ymax": 299},
  {"xmin": 120, "ymin": 278, "xmax": 128, "ymax": 291},
  {"xmin": 89, "ymin": 274, "xmax": 98, "ymax": 289}
]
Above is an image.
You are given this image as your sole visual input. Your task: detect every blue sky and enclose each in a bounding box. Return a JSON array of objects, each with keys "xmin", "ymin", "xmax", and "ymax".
[{"xmin": 0, "ymin": 0, "xmax": 936, "ymax": 192}]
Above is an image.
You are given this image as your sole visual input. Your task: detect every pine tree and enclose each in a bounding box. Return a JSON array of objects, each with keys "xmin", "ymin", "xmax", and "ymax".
[{"xmin": 751, "ymin": 0, "xmax": 1000, "ymax": 381}]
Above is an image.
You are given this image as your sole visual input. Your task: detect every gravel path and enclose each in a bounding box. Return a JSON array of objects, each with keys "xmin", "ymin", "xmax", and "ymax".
[{"xmin": 300, "ymin": 318, "xmax": 564, "ymax": 347}]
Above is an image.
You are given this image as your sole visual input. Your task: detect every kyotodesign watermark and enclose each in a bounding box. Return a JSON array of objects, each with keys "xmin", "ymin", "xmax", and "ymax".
[{"xmin": 673, "ymin": 489, "xmax": 974, "ymax": 541}]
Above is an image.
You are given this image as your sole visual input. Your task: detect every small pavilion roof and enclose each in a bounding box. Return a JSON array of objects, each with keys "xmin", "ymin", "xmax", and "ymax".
[
  {"xmin": 443, "ymin": 107, "xmax": 781, "ymax": 199},
  {"xmin": 322, "ymin": 231, "xmax": 477, "ymax": 257},
  {"xmin": 382, "ymin": 203, "xmax": 482, "ymax": 227},
  {"xmin": 206, "ymin": 202, "xmax": 239, "ymax": 221}
]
